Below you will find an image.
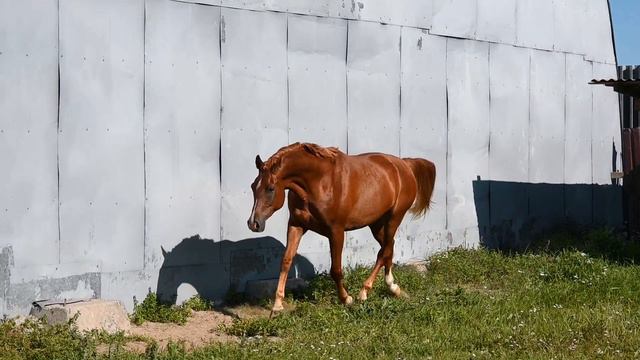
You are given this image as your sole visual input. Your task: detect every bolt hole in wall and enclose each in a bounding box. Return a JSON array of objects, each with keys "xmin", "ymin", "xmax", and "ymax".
[{"xmin": 0, "ymin": 0, "xmax": 622, "ymax": 315}]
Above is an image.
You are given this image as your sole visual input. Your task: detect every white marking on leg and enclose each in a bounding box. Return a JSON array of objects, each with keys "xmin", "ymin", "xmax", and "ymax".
[
  {"xmin": 345, "ymin": 295, "xmax": 353, "ymax": 305},
  {"xmin": 385, "ymin": 271, "xmax": 401, "ymax": 296},
  {"xmin": 385, "ymin": 272, "xmax": 394, "ymax": 287},
  {"xmin": 358, "ymin": 289, "xmax": 368, "ymax": 301}
]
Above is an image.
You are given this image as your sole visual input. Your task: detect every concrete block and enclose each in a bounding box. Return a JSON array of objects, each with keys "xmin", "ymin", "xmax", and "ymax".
[
  {"xmin": 244, "ymin": 278, "xmax": 308, "ymax": 300},
  {"xmin": 29, "ymin": 299, "xmax": 131, "ymax": 333}
]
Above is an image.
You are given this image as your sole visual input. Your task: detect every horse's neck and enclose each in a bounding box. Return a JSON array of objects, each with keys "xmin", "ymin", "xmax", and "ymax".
[{"xmin": 279, "ymin": 152, "xmax": 331, "ymax": 201}]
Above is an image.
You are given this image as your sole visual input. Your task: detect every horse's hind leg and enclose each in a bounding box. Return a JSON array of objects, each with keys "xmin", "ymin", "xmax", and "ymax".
[
  {"xmin": 382, "ymin": 216, "xmax": 408, "ymax": 298},
  {"xmin": 384, "ymin": 262, "xmax": 407, "ymax": 298},
  {"xmin": 358, "ymin": 222, "xmax": 385, "ymax": 301}
]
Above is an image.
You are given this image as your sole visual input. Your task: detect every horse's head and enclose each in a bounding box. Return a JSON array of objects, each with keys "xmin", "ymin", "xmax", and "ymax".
[{"xmin": 247, "ymin": 154, "xmax": 286, "ymax": 232}]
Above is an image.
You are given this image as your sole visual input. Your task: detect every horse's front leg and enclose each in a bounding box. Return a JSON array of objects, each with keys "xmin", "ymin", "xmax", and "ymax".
[
  {"xmin": 329, "ymin": 229, "xmax": 352, "ymax": 305},
  {"xmin": 271, "ymin": 223, "xmax": 304, "ymax": 315}
]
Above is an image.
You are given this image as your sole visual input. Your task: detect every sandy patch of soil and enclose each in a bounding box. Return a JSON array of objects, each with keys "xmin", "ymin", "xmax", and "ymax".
[
  {"xmin": 123, "ymin": 310, "xmax": 238, "ymax": 352},
  {"xmin": 407, "ymin": 260, "xmax": 429, "ymax": 273}
]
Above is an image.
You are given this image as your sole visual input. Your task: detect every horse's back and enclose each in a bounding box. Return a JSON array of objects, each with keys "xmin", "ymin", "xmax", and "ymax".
[
  {"xmin": 346, "ymin": 152, "xmax": 415, "ymax": 183},
  {"xmin": 335, "ymin": 152, "xmax": 417, "ymax": 229}
]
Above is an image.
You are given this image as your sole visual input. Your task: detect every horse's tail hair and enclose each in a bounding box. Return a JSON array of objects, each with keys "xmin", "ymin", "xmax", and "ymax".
[{"xmin": 403, "ymin": 158, "xmax": 436, "ymax": 218}]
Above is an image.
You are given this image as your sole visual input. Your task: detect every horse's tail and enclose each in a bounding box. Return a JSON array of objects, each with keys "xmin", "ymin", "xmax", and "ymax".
[{"xmin": 403, "ymin": 158, "xmax": 436, "ymax": 218}]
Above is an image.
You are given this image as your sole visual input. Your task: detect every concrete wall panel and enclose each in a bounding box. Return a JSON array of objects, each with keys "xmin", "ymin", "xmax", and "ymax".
[
  {"xmin": 489, "ymin": 44, "xmax": 530, "ymax": 183},
  {"xmin": 180, "ymin": 0, "xmax": 433, "ymax": 29},
  {"xmin": 398, "ymin": 28, "xmax": 447, "ymax": 260},
  {"xmin": 144, "ymin": 0, "xmax": 221, "ymax": 270},
  {"xmin": 476, "ymin": 0, "xmax": 516, "ymax": 44},
  {"xmin": 553, "ymin": 0, "xmax": 588, "ymax": 56},
  {"xmin": 58, "ymin": 0, "xmax": 145, "ymax": 272},
  {"xmin": 564, "ymin": 55, "xmax": 593, "ymax": 184},
  {"xmin": 346, "ymin": 21, "xmax": 400, "ymax": 155},
  {"xmin": 431, "ymin": 0, "xmax": 477, "ymax": 40},
  {"xmin": 0, "ymin": 0, "xmax": 59, "ymax": 267},
  {"xmin": 352, "ymin": 0, "xmax": 432, "ymax": 29},
  {"xmin": 220, "ymin": 9, "xmax": 288, "ymax": 244},
  {"xmin": 446, "ymin": 39, "xmax": 489, "ymax": 238},
  {"xmin": 584, "ymin": 0, "xmax": 616, "ymax": 64},
  {"xmin": 515, "ymin": 0, "xmax": 554, "ymax": 51},
  {"xmin": 220, "ymin": 9, "xmax": 287, "ymax": 132},
  {"xmin": 288, "ymin": 15, "xmax": 348, "ymax": 150},
  {"xmin": 529, "ymin": 50, "xmax": 565, "ymax": 184}
]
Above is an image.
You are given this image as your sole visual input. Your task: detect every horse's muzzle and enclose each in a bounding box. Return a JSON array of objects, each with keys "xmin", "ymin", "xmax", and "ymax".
[{"xmin": 247, "ymin": 217, "xmax": 265, "ymax": 233}]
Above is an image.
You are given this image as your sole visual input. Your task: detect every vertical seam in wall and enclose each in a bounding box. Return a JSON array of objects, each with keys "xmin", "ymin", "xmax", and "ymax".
[
  {"xmin": 344, "ymin": 20, "xmax": 350, "ymax": 154},
  {"xmin": 527, "ymin": 50, "xmax": 532, "ymax": 220},
  {"xmin": 142, "ymin": 0, "xmax": 148, "ymax": 269},
  {"xmin": 444, "ymin": 38, "xmax": 449, "ymax": 231},
  {"xmin": 590, "ymin": 61, "xmax": 595, "ymax": 223},
  {"xmin": 563, "ymin": 54, "xmax": 568, "ymax": 218},
  {"xmin": 562, "ymin": 53, "xmax": 567, "ymax": 219},
  {"xmin": 487, "ymin": 43, "xmax": 491, "ymax": 234},
  {"xmin": 286, "ymin": 14, "xmax": 290, "ymax": 145},
  {"xmin": 219, "ymin": 8, "xmax": 224, "ymax": 253},
  {"xmin": 345, "ymin": 20, "xmax": 350, "ymax": 154},
  {"xmin": 57, "ymin": 0, "xmax": 62, "ymax": 264},
  {"xmin": 398, "ymin": 26, "xmax": 402, "ymax": 156},
  {"xmin": 284, "ymin": 14, "xmax": 291, "ymax": 234}
]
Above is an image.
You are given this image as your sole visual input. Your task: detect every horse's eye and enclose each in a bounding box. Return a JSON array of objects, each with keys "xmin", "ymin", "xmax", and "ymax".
[{"xmin": 267, "ymin": 186, "xmax": 275, "ymax": 193}]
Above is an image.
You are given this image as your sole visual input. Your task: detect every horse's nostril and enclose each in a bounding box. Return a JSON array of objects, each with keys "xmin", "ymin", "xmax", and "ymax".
[{"xmin": 254, "ymin": 221, "xmax": 261, "ymax": 231}]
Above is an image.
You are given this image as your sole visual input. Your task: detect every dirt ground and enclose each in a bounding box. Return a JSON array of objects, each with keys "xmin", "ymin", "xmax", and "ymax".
[
  {"xmin": 113, "ymin": 305, "xmax": 276, "ymax": 353},
  {"xmin": 125, "ymin": 310, "xmax": 236, "ymax": 351},
  {"xmin": 105, "ymin": 262, "xmax": 427, "ymax": 353}
]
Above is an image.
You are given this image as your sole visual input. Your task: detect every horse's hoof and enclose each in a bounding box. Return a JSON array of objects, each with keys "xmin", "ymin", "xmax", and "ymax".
[
  {"xmin": 269, "ymin": 303, "xmax": 284, "ymax": 319},
  {"xmin": 395, "ymin": 289, "xmax": 410, "ymax": 299},
  {"xmin": 344, "ymin": 295, "xmax": 354, "ymax": 305},
  {"xmin": 358, "ymin": 289, "xmax": 368, "ymax": 302}
]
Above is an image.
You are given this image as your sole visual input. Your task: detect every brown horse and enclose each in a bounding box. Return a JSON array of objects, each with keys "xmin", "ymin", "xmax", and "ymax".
[{"xmin": 247, "ymin": 142, "xmax": 435, "ymax": 314}]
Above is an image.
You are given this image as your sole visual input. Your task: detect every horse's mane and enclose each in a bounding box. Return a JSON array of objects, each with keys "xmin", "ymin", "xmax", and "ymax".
[{"xmin": 264, "ymin": 142, "xmax": 340, "ymax": 171}]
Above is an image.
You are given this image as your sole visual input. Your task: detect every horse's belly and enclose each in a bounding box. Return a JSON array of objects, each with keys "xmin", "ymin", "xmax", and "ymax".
[{"xmin": 343, "ymin": 197, "xmax": 395, "ymax": 230}]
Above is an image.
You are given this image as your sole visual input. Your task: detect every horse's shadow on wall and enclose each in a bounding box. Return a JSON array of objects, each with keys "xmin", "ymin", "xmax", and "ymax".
[{"xmin": 156, "ymin": 235, "xmax": 315, "ymax": 305}]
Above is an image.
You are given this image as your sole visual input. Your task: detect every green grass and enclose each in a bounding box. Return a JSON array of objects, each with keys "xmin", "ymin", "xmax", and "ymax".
[
  {"xmin": 3, "ymin": 229, "xmax": 640, "ymax": 359},
  {"xmin": 0, "ymin": 316, "xmax": 96, "ymax": 360},
  {"xmin": 130, "ymin": 293, "xmax": 213, "ymax": 325},
  {"xmin": 217, "ymin": 248, "xmax": 640, "ymax": 359}
]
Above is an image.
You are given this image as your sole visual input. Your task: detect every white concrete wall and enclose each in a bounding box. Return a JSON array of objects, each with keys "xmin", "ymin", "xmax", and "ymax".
[{"xmin": 0, "ymin": 0, "xmax": 620, "ymax": 315}]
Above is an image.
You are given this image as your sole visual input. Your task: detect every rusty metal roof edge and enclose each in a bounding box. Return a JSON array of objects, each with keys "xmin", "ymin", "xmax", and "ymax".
[{"xmin": 589, "ymin": 79, "xmax": 640, "ymax": 85}]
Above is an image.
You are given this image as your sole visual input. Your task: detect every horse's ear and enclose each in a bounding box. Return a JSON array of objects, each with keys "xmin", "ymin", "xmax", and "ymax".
[
  {"xmin": 255, "ymin": 155, "xmax": 264, "ymax": 169},
  {"xmin": 161, "ymin": 246, "xmax": 167, "ymax": 258}
]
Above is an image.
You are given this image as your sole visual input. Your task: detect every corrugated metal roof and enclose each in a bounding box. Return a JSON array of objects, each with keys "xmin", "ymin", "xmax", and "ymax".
[
  {"xmin": 590, "ymin": 66, "xmax": 640, "ymax": 97},
  {"xmin": 590, "ymin": 79, "xmax": 640, "ymax": 85}
]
